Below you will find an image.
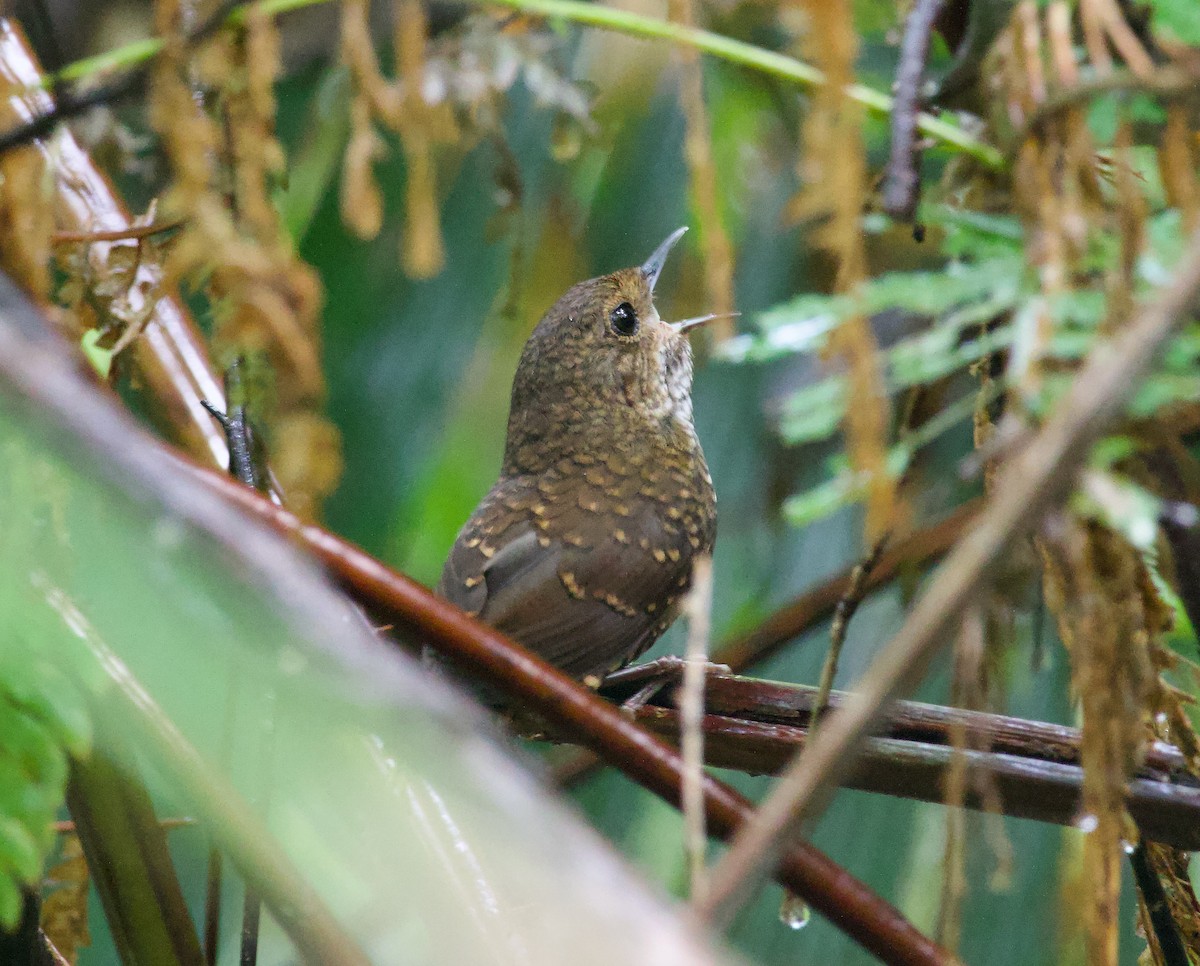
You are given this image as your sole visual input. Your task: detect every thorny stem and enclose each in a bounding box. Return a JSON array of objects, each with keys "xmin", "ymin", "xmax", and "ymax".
[
  {"xmin": 696, "ymin": 228, "xmax": 1200, "ymax": 928},
  {"xmin": 28, "ymin": 0, "xmax": 1005, "ymax": 170}
]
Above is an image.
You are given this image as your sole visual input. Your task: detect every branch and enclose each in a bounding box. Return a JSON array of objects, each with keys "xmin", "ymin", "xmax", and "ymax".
[
  {"xmin": 0, "ymin": 21, "xmax": 229, "ymax": 467},
  {"xmin": 696, "ymin": 228, "xmax": 1200, "ymax": 927},
  {"xmin": 881, "ymin": 0, "xmax": 945, "ymax": 223},
  {"xmin": 169, "ymin": 453, "xmax": 953, "ymax": 966},
  {"xmin": 609, "ymin": 675, "xmax": 1200, "ymax": 851},
  {"xmin": 1018, "ymin": 66, "xmax": 1200, "ymax": 145}
]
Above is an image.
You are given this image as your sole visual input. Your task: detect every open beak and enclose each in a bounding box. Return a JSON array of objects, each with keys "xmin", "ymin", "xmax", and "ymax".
[
  {"xmin": 642, "ymin": 226, "xmax": 688, "ymax": 293},
  {"xmin": 670, "ymin": 312, "xmax": 739, "ymax": 335}
]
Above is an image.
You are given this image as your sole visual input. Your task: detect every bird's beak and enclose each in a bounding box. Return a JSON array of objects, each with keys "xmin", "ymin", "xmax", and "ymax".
[
  {"xmin": 642, "ymin": 226, "xmax": 688, "ymax": 293},
  {"xmin": 670, "ymin": 312, "xmax": 739, "ymax": 335}
]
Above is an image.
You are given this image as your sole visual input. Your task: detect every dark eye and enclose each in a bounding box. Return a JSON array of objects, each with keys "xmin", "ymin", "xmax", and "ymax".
[{"xmin": 609, "ymin": 301, "xmax": 638, "ymax": 337}]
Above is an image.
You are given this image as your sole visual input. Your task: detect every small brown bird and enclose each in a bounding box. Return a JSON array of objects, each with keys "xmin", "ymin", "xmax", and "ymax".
[{"xmin": 438, "ymin": 228, "xmax": 717, "ymax": 684}]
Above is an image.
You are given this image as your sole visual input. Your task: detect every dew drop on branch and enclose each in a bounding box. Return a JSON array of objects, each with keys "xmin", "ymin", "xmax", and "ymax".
[{"xmin": 778, "ymin": 891, "xmax": 811, "ymax": 931}]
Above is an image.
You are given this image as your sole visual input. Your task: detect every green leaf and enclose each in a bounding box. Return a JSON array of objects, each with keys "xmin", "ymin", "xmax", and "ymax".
[
  {"xmin": 0, "ymin": 814, "xmax": 41, "ymax": 884},
  {"xmin": 79, "ymin": 329, "xmax": 113, "ymax": 380},
  {"xmin": 1148, "ymin": 0, "xmax": 1200, "ymax": 45},
  {"xmin": 0, "ymin": 874, "xmax": 19, "ymax": 931},
  {"xmin": 279, "ymin": 66, "xmax": 352, "ymax": 244}
]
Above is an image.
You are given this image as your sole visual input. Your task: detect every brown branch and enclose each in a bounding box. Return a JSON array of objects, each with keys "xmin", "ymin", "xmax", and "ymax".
[
  {"xmin": 697, "ymin": 227, "xmax": 1200, "ymax": 927},
  {"xmin": 1017, "ymin": 66, "xmax": 1200, "ymax": 146},
  {"xmin": 881, "ymin": 0, "xmax": 945, "ymax": 224},
  {"xmin": 167, "ymin": 453, "xmax": 952, "ymax": 966},
  {"xmin": 51, "ymin": 221, "xmax": 184, "ymax": 244},
  {"xmin": 602, "ymin": 673, "xmax": 1191, "ymax": 777},
  {"xmin": 609, "ymin": 675, "xmax": 1200, "ymax": 851}
]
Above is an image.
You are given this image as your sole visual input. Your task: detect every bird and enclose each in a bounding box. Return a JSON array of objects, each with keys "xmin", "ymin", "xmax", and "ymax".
[{"xmin": 437, "ymin": 227, "xmax": 718, "ymax": 688}]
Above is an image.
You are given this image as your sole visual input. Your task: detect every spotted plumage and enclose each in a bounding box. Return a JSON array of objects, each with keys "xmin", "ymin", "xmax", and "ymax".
[{"xmin": 437, "ymin": 229, "xmax": 717, "ymax": 684}]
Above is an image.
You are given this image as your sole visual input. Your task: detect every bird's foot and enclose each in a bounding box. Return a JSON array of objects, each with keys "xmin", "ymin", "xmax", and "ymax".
[{"xmin": 600, "ymin": 657, "xmax": 733, "ymax": 715}]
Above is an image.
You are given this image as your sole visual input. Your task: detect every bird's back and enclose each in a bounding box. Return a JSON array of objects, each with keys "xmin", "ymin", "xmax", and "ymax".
[{"xmin": 438, "ymin": 428, "xmax": 715, "ymax": 682}]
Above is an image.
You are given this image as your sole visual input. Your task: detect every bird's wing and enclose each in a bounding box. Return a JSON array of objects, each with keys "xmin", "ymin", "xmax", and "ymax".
[{"xmin": 438, "ymin": 471, "xmax": 707, "ymax": 679}]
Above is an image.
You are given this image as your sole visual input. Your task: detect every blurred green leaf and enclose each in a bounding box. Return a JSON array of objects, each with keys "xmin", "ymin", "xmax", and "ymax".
[
  {"xmin": 1149, "ymin": 0, "xmax": 1200, "ymax": 44},
  {"xmin": 279, "ymin": 66, "xmax": 352, "ymax": 244}
]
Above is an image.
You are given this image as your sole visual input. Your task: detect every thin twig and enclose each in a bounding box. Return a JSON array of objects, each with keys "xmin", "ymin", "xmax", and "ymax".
[
  {"xmin": 41, "ymin": 931, "xmax": 72, "ymax": 966},
  {"xmin": 1017, "ymin": 66, "xmax": 1200, "ymax": 145},
  {"xmin": 202, "ymin": 848, "xmax": 222, "ymax": 966},
  {"xmin": 681, "ymin": 555, "xmax": 714, "ymax": 906},
  {"xmin": 812, "ymin": 534, "xmax": 891, "ymax": 728},
  {"xmin": 882, "ymin": 0, "xmax": 946, "ymax": 223},
  {"xmin": 696, "ymin": 228, "xmax": 1200, "ymax": 928},
  {"xmin": 239, "ymin": 691, "xmax": 276, "ymax": 966},
  {"xmin": 50, "ymin": 221, "xmax": 184, "ymax": 244},
  {"xmin": 52, "ymin": 817, "xmax": 196, "ymax": 833}
]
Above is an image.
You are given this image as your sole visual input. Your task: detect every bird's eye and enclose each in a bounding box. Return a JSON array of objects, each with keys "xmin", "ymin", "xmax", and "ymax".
[{"xmin": 609, "ymin": 302, "xmax": 638, "ymax": 337}]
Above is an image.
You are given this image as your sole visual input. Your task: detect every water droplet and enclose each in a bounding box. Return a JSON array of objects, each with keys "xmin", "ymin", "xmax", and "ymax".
[
  {"xmin": 1122, "ymin": 840, "xmax": 1137, "ymax": 855},
  {"xmin": 1076, "ymin": 813, "xmax": 1098, "ymax": 833},
  {"xmin": 778, "ymin": 892, "xmax": 810, "ymax": 930}
]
